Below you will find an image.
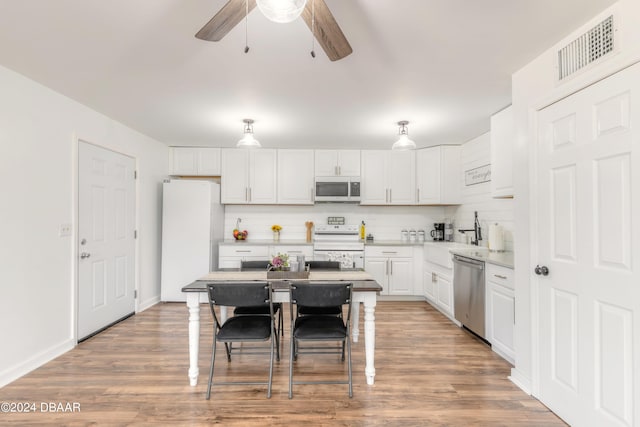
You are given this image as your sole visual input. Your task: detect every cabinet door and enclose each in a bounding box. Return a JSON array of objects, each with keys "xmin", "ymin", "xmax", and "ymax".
[
  {"xmin": 171, "ymin": 147, "xmax": 199, "ymax": 175},
  {"xmin": 338, "ymin": 150, "xmax": 361, "ymax": 176},
  {"xmin": 249, "ymin": 149, "xmax": 277, "ymax": 204},
  {"xmin": 360, "ymin": 151, "xmax": 388, "ymax": 204},
  {"xmin": 388, "ymin": 151, "xmax": 416, "ymax": 204},
  {"xmin": 439, "ymin": 146, "xmax": 461, "ymax": 204},
  {"xmin": 277, "ymin": 149, "xmax": 314, "ymax": 204},
  {"xmin": 490, "ymin": 106, "xmax": 514, "ymax": 198},
  {"xmin": 221, "ymin": 149, "xmax": 249, "ymax": 204},
  {"xmin": 388, "ymin": 258, "xmax": 413, "ymax": 295},
  {"xmin": 488, "ymin": 281, "xmax": 515, "ymax": 363},
  {"xmin": 416, "ymin": 147, "xmax": 441, "ymax": 204},
  {"xmin": 197, "ymin": 148, "xmax": 221, "ymax": 175},
  {"xmin": 423, "ymin": 264, "xmax": 436, "ymax": 302},
  {"xmin": 364, "ymin": 257, "xmax": 388, "ymax": 295},
  {"xmin": 219, "ymin": 257, "xmax": 242, "ymax": 269},
  {"xmin": 314, "ymin": 150, "xmax": 339, "ymax": 176},
  {"xmin": 436, "ymin": 274, "xmax": 454, "ymax": 316}
]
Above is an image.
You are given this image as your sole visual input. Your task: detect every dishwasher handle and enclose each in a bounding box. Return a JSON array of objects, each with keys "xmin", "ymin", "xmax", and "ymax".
[{"xmin": 453, "ymin": 255, "xmax": 485, "ymax": 269}]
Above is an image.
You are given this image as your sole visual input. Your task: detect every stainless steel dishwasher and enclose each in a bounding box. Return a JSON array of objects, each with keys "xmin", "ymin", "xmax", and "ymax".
[{"xmin": 453, "ymin": 255, "xmax": 486, "ymax": 340}]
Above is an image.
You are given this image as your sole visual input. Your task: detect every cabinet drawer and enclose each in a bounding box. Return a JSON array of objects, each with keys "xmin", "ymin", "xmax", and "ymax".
[
  {"xmin": 219, "ymin": 245, "xmax": 270, "ymax": 258},
  {"xmin": 486, "ymin": 263, "xmax": 514, "ymax": 290},
  {"xmin": 272, "ymin": 245, "xmax": 313, "ymax": 257},
  {"xmin": 365, "ymin": 246, "xmax": 413, "ymax": 258}
]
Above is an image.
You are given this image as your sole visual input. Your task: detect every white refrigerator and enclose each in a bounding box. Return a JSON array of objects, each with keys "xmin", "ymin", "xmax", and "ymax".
[{"xmin": 161, "ymin": 179, "xmax": 224, "ymax": 302}]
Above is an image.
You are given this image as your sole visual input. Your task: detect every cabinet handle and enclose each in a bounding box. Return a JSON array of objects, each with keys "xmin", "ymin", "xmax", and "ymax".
[
  {"xmin": 382, "ymin": 251, "xmax": 397, "ymax": 254},
  {"xmin": 288, "ymin": 251, "xmax": 302, "ymax": 254},
  {"xmin": 416, "ymin": 188, "xmax": 419, "ymax": 202},
  {"xmin": 385, "ymin": 260, "xmax": 388, "ymax": 275},
  {"xmin": 385, "ymin": 188, "xmax": 389, "ymax": 203},
  {"xmin": 432, "ymin": 272, "xmax": 437, "ymax": 283},
  {"xmin": 389, "ymin": 188, "xmax": 392, "ymax": 203},
  {"xmin": 390, "ymin": 260, "xmax": 393, "ymax": 275},
  {"xmin": 494, "ymin": 274, "xmax": 508, "ymax": 280},
  {"xmin": 245, "ymin": 187, "xmax": 248, "ymax": 201},
  {"xmin": 249, "ymin": 187, "xmax": 252, "ymax": 202},
  {"xmin": 335, "ymin": 165, "xmax": 338, "ymax": 176},
  {"xmin": 236, "ymin": 250, "xmax": 251, "ymax": 253},
  {"xmin": 310, "ymin": 188, "xmax": 314, "ymax": 201}
]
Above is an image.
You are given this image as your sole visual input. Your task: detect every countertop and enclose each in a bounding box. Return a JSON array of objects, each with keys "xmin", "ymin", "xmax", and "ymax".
[
  {"xmin": 423, "ymin": 241, "xmax": 514, "ymax": 269},
  {"xmin": 364, "ymin": 240, "xmax": 425, "ymax": 247},
  {"xmin": 220, "ymin": 239, "xmax": 313, "ymax": 246}
]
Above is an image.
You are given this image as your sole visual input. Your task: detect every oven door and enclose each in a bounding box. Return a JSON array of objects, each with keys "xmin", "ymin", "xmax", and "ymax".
[{"xmin": 313, "ymin": 249, "xmax": 365, "ymax": 270}]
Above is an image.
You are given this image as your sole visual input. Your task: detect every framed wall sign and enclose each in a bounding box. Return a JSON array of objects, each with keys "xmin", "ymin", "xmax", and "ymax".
[{"xmin": 465, "ymin": 164, "xmax": 491, "ymax": 186}]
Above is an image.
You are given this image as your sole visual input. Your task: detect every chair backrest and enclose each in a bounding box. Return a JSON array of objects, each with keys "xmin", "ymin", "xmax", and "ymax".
[
  {"xmin": 290, "ymin": 282, "xmax": 351, "ymax": 308},
  {"xmin": 207, "ymin": 281, "xmax": 270, "ymax": 308},
  {"xmin": 240, "ymin": 260, "xmax": 272, "ymax": 271},
  {"xmin": 305, "ymin": 261, "xmax": 341, "ymax": 271}
]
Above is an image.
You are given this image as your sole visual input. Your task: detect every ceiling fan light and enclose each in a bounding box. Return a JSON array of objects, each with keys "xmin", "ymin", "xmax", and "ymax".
[
  {"xmin": 237, "ymin": 119, "xmax": 262, "ymax": 148},
  {"xmin": 392, "ymin": 120, "xmax": 416, "ymax": 150},
  {"xmin": 256, "ymin": 0, "xmax": 307, "ymax": 23}
]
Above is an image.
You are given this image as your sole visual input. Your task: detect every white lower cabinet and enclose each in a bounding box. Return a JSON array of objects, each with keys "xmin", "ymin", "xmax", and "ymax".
[
  {"xmin": 219, "ymin": 244, "xmax": 313, "ymax": 268},
  {"xmin": 423, "ymin": 260, "xmax": 455, "ymax": 320},
  {"xmin": 364, "ymin": 246, "xmax": 414, "ymax": 296},
  {"xmin": 486, "ymin": 263, "xmax": 515, "ymax": 364}
]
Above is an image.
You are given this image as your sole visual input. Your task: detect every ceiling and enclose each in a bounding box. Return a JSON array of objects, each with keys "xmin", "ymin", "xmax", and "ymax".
[{"xmin": 0, "ymin": 0, "xmax": 617, "ymax": 149}]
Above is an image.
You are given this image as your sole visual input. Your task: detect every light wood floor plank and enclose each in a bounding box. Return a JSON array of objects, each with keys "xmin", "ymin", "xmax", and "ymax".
[{"xmin": 0, "ymin": 301, "xmax": 564, "ymax": 426}]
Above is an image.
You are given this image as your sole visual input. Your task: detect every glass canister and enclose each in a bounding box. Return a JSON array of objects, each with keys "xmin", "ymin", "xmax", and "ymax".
[
  {"xmin": 409, "ymin": 229, "xmax": 417, "ymax": 242},
  {"xmin": 400, "ymin": 229, "xmax": 409, "ymax": 242},
  {"xmin": 417, "ymin": 230, "xmax": 425, "ymax": 242}
]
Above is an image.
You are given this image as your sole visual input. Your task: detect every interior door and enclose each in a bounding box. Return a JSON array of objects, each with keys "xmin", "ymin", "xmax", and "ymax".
[
  {"xmin": 536, "ymin": 63, "xmax": 640, "ymax": 426},
  {"xmin": 78, "ymin": 141, "xmax": 136, "ymax": 340}
]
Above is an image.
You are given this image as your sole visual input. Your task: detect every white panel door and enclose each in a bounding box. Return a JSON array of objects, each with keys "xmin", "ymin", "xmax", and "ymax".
[
  {"xmin": 221, "ymin": 149, "xmax": 249, "ymax": 203},
  {"xmin": 277, "ymin": 149, "xmax": 314, "ymax": 204},
  {"xmin": 314, "ymin": 150, "xmax": 339, "ymax": 176},
  {"xmin": 388, "ymin": 258, "xmax": 413, "ymax": 295},
  {"xmin": 388, "ymin": 151, "xmax": 416, "ymax": 204},
  {"xmin": 360, "ymin": 151, "xmax": 388, "ymax": 204},
  {"xmin": 536, "ymin": 64, "xmax": 640, "ymax": 427},
  {"xmin": 78, "ymin": 142, "xmax": 135, "ymax": 340},
  {"xmin": 364, "ymin": 257, "xmax": 388, "ymax": 295},
  {"xmin": 249, "ymin": 149, "xmax": 277, "ymax": 204},
  {"xmin": 416, "ymin": 147, "xmax": 441, "ymax": 204},
  {"xmin": 337, "ymin": 150, "xmax": 361, "ymax": 176}
]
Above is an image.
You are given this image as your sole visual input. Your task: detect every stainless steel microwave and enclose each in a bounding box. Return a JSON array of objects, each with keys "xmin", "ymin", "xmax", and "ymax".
[{"xmin": 314, "ymin": 176, "xmax": 361, "ymax": 203}]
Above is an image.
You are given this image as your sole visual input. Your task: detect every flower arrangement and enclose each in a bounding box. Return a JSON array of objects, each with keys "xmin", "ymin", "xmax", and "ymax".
[
  {"xmin": 270, "ymin": 253, "xmax": 289, "ymax": 271},
  {"xmin": 271, "ymin": 224, "xmax": 282, "ymax": 232}
]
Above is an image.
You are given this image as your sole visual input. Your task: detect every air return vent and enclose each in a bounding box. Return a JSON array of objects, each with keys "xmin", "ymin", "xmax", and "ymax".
[{"xmin": 557, "ymin": 15, "xmax": 614, "ymax": 81}]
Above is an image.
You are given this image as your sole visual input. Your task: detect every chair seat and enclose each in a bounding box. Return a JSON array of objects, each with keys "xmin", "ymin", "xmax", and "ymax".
[
  {"xmin": 218, "ymin": 316, "xmax": 272, "ymax": 341},
  {"xmin": 293, "ymin": 316, "xmax": 347, "ymax": 340},
  {"xmin": 297, "ymin": 305, "xmax": 341, "ymax": 316},
  {"xmin": 234, "ymin": 303, "xmax": 281, "ymax": 315}
]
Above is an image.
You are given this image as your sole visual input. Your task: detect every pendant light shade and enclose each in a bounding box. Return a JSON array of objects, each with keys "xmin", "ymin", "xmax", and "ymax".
[
  {"xmin": 392, "ymin": 120, "xmax": 416, "ymax": 150},
  {"xmin": 237, "ymin": 119, "xmax": 261, "ymax": 148},
  {"xmin": 256, "ymin": 0, "xmax": 307, "ymax": 23}
]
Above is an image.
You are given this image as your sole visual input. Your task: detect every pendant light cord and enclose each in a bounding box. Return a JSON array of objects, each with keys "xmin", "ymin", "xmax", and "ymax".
[
  {"xmin": 310, "ymin": 0, "xmax": 316, "ymax": 58},
  {"xmin": 244, "ymin": 0, "xmax": 250, "ymax": 53}
]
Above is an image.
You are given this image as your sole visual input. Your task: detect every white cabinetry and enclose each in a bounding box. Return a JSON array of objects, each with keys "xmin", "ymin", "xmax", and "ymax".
[
  {"xmin": 218, "ymin": 245, "xmax": 271, "ymax": 269},
  {"xmin": 490, "ymin": 106, "xmax": 514, "ymax": 198},
  {"xmin": 364, "ymin": 246, "xmax": 413, "ymax": 295},
  {"xmin": 360, "ymin": 150, "xmax": 416, "ymax": 205},
  {"xmin": 170, "ymin": 147, "xmax": 221, "ymax": 176},
  {"xmin": 277, "ymin": 149, "xmax": 314, "ymax": 204},
  {"xmin": 486, "ymin": 263, "xmax": 515, "ymax": 364},
  {"xmin": 416, "ymin": 145, "xmax": 461, "ymax": 204},
  {"xmin": 221, "ymin": 149, "xmax": 277, "ymax": 204},
  {"xmin": 423, "ymin": 244, "xmax": 456, "ymax": 321},
  {"xmin": 314, "ymin": 150, "xmax": 360, "ymax": 176},
  {"xmin": 271, "ymin": 245, "xmax": 313, "ymax": 260}
]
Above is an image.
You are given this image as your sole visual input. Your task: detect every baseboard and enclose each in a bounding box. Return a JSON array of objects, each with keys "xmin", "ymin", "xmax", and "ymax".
[
  {"xmin": 0, "ymin": 338, "xmax": 75, "ymax": 388},
  {"xmin": 137, "ymin": 296, "xmax": 160, "ymax": 313},
  {"xmin": 377, "ymin": 295, "xmax": 425, "ymax": 302},
  {"xmin": 509, "ymin": 368, "xmax": 532, "ymax": 395}
]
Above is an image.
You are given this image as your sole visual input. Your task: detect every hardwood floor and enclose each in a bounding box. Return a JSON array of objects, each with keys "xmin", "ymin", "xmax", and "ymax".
[{"xmin": 0, "ymin": 301, "xmax": 564, "ymax": 426}]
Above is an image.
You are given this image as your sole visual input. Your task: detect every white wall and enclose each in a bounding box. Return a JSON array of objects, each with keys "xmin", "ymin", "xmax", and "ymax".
[
  {"xmin": 0, "ymin": 64, "xmax": 168, "ymax": 387},
  {"xmin": 445, "ymin": 132, "xmax": 514, "ymax": 250},
  {"xmin": 224, "ymin": 204, "xmax": 447, "ymax": 242},
  {"xmin": 511, "ymin": 0, "xmax": 640, "ymax": 394}
]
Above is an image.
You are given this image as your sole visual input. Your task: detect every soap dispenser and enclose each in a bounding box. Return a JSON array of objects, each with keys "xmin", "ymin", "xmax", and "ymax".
[{"xmin": 359, "ymin": 221, "xmax": 366, "ymax": 240}]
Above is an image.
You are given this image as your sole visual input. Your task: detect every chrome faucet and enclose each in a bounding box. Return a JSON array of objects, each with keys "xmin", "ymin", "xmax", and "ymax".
[{"xmin": 458, "ymin": 211, "xmax": 482, "ymax": 246}]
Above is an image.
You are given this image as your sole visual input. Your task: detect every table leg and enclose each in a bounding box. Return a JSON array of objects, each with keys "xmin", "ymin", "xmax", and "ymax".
[
  {"xmin": 351, "ymin": 302, "xmax": 360, "ymax": 343},
  {"xmin": 186, "ymin": 293, "xmax": 201, "ymax": 386},
  {"xmin": 363, "ymin": 294, "xmax": 377, "ymax": 385}
]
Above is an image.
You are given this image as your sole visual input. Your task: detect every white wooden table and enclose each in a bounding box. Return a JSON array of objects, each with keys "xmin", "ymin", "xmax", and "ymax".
[{"xmin": 181, "ymin": 271, "xmax": 381, "ymax": 387}]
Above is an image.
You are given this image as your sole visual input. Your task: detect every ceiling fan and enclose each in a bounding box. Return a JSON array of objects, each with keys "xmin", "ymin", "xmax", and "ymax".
[{"xmin": 195, "ymin": 0, "xmax": 352, "ymax": 61}]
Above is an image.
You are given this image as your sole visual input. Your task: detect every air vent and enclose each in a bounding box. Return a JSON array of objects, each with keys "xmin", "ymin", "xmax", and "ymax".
[{"xmin": 557, "ymin": 15, "xmax": 614, "ymax": 81}]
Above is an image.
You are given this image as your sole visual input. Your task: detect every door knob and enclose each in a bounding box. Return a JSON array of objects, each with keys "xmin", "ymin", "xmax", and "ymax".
[
  {"xmin": 534, "ymin": 265, "xmax": 549, "ymax": 276},
  {"xmin": 80, "ymin": 252, "xmax": 91, "ymax": 259}
]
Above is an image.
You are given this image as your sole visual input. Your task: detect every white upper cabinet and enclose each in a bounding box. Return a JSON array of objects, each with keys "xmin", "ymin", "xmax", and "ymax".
[
  {"xmin": 360, "ymin": 150, "xmax": 416, "ymax": 205},
  {"xmin": 314, "ymin": 150, "xmax": 360, "ymax": 176},
  {"xmin": 170, "ymin": 147, "xmax": 221, "ymax": 176},
  {"xmin": 221, "ymin": 149, "xmax": 277, "ymax": 204},
  {"xmin": 277, "ymin": 149, "xmax": 314, "ymax": 204},
  {"xmin": 490, "ymin": 106, "xmax": 514, "ymax": 198},
  {"xmin": 416, "ymin": 145, "xmax": 461, "ymax": 205}
]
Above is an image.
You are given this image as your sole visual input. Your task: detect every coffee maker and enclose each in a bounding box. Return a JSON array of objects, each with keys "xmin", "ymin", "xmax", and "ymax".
[{"xmin": 431, "ymin": 223, "xmax": 445, "ymax": 241}]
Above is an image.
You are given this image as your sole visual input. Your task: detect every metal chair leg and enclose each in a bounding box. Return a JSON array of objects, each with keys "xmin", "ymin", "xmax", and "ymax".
[
  {"xmin": 288, "ymin": 335, "xmax": 295, "ymax": 398},
  {"xmin": 206, "ymin": 338, "xmax": 218, "ymax": 400},
  {"xmin": 267, "ymin": 334, "xmax": 274, "ymax": 398},
  {"xmin": 347, "ymin": 335, "xmax": 353, "ymax": 398}
]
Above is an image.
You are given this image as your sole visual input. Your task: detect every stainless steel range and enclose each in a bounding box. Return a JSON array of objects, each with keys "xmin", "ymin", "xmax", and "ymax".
[{"xmin": 313, "ymin": 224, "xmax": 364, "ymax": 270}]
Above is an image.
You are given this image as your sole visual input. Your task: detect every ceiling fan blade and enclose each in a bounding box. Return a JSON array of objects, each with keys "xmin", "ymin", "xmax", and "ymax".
[
  {"xmin": 301, "ymin": 0, "xmax": 352, "ymax": 61},
  {"xmin": 196, "ymin": 0, "xmax": 257, "ymax": 41}
]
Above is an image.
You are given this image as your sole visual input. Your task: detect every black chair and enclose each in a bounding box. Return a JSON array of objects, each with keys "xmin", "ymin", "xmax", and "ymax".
[
  {"xmin": 206, "ymin": 281, "xmax": 276, "ymax": 400},
  {"xmin": 288, "ymin": 281, "xmax": 353, "ymax": 398},
  {"xmin": 236, "ymin": 260, "xmax": 283, "ymax": 338},
  {"xmin": 298, "ymin": 261, "xmax": 342, "ymax": 317}
]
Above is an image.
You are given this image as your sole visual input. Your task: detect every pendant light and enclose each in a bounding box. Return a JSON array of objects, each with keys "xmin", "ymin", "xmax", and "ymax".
[
  {"xmin": 256, "ymin": 0, "xmax": 307, "ymax": 23},
  {"xmin": 392, "ymin": 120, "xmax": 416, "ymax": 150},
  {"xmin": 237, "ymin": 119, "xmax": 261, "ymax": 148}
]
